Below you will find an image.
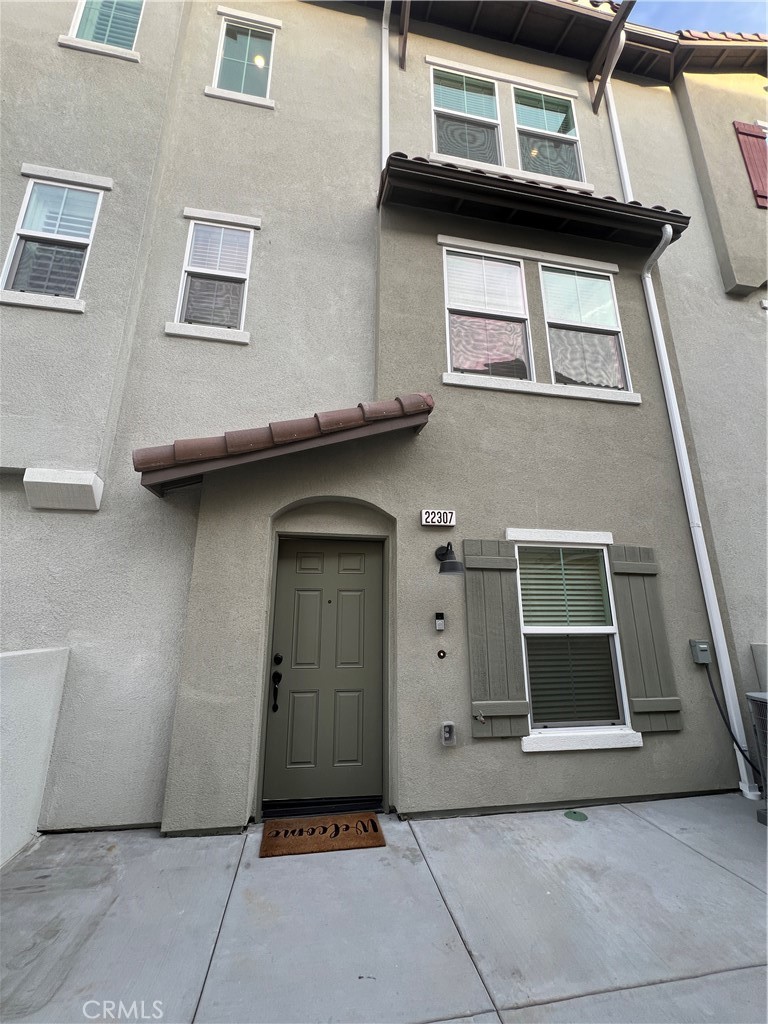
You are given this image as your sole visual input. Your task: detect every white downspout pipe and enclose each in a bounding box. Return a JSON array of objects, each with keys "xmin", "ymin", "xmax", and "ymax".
[
  {"xmin": 640, "ymin": 232, "xmax": 758, "ymax": 798},
  {"xmin": 381, "ymin": 1, "xmax": 392, "ymax": 171},
  {"xmin": 605, "ymin": 81, "xmax": 758, "ymax": 797}
]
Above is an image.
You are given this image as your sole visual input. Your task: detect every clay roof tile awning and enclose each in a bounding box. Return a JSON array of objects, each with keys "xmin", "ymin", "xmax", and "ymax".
[{"xmin": 133, "ymin": 393, "xmax": 435, "ymax": 496}]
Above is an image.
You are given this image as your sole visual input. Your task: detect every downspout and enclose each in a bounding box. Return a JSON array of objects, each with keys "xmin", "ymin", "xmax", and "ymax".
[
  {"xmin": 605, "ymin": 82, "xmax": 759, "ymax": 798},
  {"xmin": 381, "ymin": 0, "xmax": 392, "ymax": 170}
]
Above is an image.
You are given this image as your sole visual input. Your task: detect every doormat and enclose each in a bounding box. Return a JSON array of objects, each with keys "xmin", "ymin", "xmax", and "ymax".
[{"xmin": 259, "ymin": 811, "xmax": 386, "ymax": 858}]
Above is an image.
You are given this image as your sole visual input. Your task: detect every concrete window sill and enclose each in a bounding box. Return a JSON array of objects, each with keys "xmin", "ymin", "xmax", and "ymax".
[
  {"xmin": 1, "ymin": 291, "xmax": 84, "ymax": 313},
  {"xmin": 442, "ymin": 372, "xmax": 642, "ymax": 405},
  {"xmin": 165, "ymin": 322, "xmax": 250, "ymax": 345},
  {"xmin": 204, "ymin": 87, "xmax": 275, "ymax": 110},
  {"xmin": 58, "ymin": 36, "xmax": 140, "ymax": 62},
  {"xmin": 521, "ymin": 728, "xmax": 644, "ymax": 752}
]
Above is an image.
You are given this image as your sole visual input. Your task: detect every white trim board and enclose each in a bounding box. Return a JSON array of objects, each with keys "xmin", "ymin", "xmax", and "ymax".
[
  {"xmin": 21, "ymin": 164, "xmax": 113, "ymax": 190},
  {"xmin": 521, "ymin": 728, "xmax": 643, "ymax": 752},
  {"xmin": 437, "ymin": 235, "xmax": 618, "ymax": 273},
  {"xmin": 183, "ymin": 208, "xmax": 261, "ymax": 229},
  {"xmin": 505, "ymin": 529, "xmax": 613, "ymax": 544},
  {"xmin": 426, "ymin": 154, "xmax": 595, "ymax": 194},
  {"xmin": 442, "ymin": 373, "xmax": 642, "ymax": 405},
  {"xmin": 425, "ymin": 55, "xmax": 579, "ymax": 97},
  {"xmin": 217, "ymin": 5, "xmax": 282, "ymax": 29}
]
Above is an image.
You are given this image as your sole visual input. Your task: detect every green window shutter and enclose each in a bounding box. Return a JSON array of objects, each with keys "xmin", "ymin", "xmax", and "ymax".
[
  {"xmin": 609, "ymin": 544, "xmax": 681, "ymax": 732},
  {"xmin": 464, "ymin": 540, "xmax": 529, "ymax": 738}
]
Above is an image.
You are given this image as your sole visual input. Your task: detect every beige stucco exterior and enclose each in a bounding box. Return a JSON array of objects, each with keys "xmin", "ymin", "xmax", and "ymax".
[{"xmin": 1, "ymin": 1, "xmax": 764, "ymax": 835}]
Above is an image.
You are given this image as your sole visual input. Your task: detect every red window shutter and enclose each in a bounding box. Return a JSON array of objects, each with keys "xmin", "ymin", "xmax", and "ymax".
[{"xmin": 734, "ymin": 121, "xmax": 768, "ymax": 209}]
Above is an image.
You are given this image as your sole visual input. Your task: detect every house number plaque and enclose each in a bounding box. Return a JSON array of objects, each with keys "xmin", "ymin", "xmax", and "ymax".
[{"xmin": 420, "ymin": 509, "xmax": 456, "ymax": 527}]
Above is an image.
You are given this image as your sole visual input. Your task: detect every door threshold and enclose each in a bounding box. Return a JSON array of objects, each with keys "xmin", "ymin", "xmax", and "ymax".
[{"xmin": 261, "ymin": 795, "xmax": 383, "ymax": 820}]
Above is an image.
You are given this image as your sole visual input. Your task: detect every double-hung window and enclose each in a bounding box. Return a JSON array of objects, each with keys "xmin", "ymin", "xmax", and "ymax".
[
  {"xmin": 433, "ymin": 70, "xmax": 502, "ymax": 166},
  {"xmin": 71, "ymin": 0, "xmax": 143, "ymax": 50},
  {"xmin": 541, "ymin": 266, "xmax": 628, "ymax": 391},
  {"xmin": 2, "ymin": 180, "xmax": 101, "ymax": 299},
  {"xmin": 444, "ymin": 250, "xmax": 530, "ymax": 380},
  {"xmin": 514, "ymin": 88, "xmax": 583, "ymax": 182},
  {"xmin": 518, "ymin": 546, "xmax": 625, "ymax": 728},
  {"xmin": 176, "ymin": 220, "xmax": 253, "ymax": 330}
]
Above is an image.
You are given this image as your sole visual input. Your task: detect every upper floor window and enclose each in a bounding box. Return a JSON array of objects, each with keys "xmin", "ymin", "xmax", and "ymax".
[
  {"xmin": 733, "ymin": 121, "xmax": 767, "ymax": 209},
  {"xmin": 444, "ymin": 249, "xmax": 530, "ymax": 380},
  {"xmin": 2, "ymin": 180, "xmax": 101, "ymax": 299},
  {"xmin": 432, "ymin": 70, "xmax": 502, "ymax": 166},
  {"xmin": 72, "ymin": 0, "xmax": 143, "ymax": 50},
  {"xmin": 514, "ymin": 89, "xmax": 583, "ymax": 182},
  {"xmin": 213, "ymin": 17, "xmax": 275, "ymax": 101},
  {"xmin": 176, "ymin": 220, "xmax": 253, "ymax": 330}
]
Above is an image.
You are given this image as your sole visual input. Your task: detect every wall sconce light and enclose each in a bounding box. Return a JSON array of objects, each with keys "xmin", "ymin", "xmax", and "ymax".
[{"xmin": 435, "ymin": 542, "xmax": 465, "ymax": 575}]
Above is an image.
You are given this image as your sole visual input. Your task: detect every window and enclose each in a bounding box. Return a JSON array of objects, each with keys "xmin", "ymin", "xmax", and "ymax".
[
  {"xmin": 433, "ymin": 70, "xmax": 502, "ymax": 165},
  {"xmin": 72, "ymin": 0, "xmax": 143, "ymax": 50},
  {"xmin": 541, "ymin": 266, "xmax": 627, "ymax": 391},
  {"xmin": 176, "ymin": 221, "xmax": 253, "ymax": 330},
  {"xmin": 517, "ymin": 546, "xmax": 624, "ymax": 728},
  {"xmin": 733, "ymin": 121, "xmax": 767, "ymax": 209},
  {"xmin": 213, "ymin": 18, "xmax": 275, "ymax": 101},
  {"xmin": 444, "ymin": 250, "xmax": 530, "ymax": 380},
  {"xmin": 2, "ymin": 180, "xmax": 101, "ymax": 299},
  {"xmin": 514, "ymin": 89, "xmax": 583, "ymax": 182}
]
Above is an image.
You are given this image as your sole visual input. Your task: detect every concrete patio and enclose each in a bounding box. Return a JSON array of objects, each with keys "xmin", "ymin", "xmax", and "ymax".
[{"xmin": 1, "ymin": 794, "xmax": 765, "ymax": 1024}]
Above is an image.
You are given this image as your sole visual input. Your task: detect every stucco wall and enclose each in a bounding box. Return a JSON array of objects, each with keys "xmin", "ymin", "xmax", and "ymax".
[
  {"xmin": 611, "ymin": 74, "xmax": 767, "ymax": 714},
  {"xmin": 0, "ymin": 648, "xmax": 69, "ymax": 865},
  {"xmin": 1, "ymin": 1, "xmax": 382, "ymax": 829}
]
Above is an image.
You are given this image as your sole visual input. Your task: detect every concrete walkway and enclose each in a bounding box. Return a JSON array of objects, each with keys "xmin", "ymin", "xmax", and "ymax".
[{"xmin": 1, "ymin": 794, "xmax": 765, "ymax": 1024}]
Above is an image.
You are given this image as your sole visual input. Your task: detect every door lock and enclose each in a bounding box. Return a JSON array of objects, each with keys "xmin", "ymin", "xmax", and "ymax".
[
  {"xmin": 273, "ymin": 653, "xmax": 283, "ymax": 665},
  {"xmin": 271, "ymin": 670, "xmax": 282, "ymax": 712}
]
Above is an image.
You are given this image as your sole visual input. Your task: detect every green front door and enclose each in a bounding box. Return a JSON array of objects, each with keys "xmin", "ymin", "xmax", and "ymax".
[{"xmin": 262, "ymin": 538, "xmax": 383, "ymax": 807}]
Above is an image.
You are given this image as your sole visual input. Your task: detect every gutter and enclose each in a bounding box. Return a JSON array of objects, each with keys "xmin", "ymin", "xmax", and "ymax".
[
  {"xmin": 605, "ymin": 84, "xmax": 759, "ymax": 798},
  {"xmin": 381, "ymin": 0, "xmax": 392, "ymax": 170}
]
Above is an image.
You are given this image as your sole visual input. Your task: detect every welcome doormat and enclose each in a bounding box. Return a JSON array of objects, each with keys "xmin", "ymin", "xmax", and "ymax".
[{"xmin": 259, "ymin": 811, "xmax": 386, "ymax": 858}]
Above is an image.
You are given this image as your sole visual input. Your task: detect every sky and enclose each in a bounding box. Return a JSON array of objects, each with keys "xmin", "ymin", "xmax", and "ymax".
[{"xmin": 631, "ymin": 1, "xmax": 767, "ymax": 34}]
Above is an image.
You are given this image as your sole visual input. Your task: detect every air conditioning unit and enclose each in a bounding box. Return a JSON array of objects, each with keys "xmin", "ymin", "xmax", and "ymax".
[{"xmin": 746, "ymin": 692, "xmax": 767, "ymax": 826}]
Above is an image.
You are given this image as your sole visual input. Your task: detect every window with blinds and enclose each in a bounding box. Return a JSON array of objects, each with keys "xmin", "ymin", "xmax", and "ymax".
[
  {"xmin": 178, "ymin": 222, "xmax": 253, "ymax": 329},
  {"xmin": 433, "ymin": 70, "xmax": 502, "ymax": 165},
  {"xmin": 514, "ymin": 89, "xmax": 583, "ymax": 182},
  {"xmin": 75, "ymin": 0, "xmax": 143, "ymax": 50},
  {"xmin": 3, "ymin": 181, "xmax": 100, "ymax": 298},
  {"xmin": 541, "ymin": 266, "xmax": 628, "ymax": 391},
  {"xmin": 518, "ymin": 546, "xmax": 624, "ymax": 727},
  {"xmin": 444, "ymin": 250, "xmax": 530, "ymax": 380}
]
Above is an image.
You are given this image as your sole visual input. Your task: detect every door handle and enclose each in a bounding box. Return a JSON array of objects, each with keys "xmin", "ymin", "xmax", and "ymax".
[
  {"xmin": 271, "ymin": 670, "xmax": 282, "ymax": 712},
  {"xmin": 273, "ymin": 653, "xmax": 283, "ymax": 665}
]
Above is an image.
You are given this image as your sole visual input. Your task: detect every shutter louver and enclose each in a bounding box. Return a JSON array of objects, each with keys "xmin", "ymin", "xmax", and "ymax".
[
  {"xmin": 734, "ymin": 121, "xmax": 768, "ymax": 209},
  {"xmin": 464, "ymin": 540, "xmax": 529, "ymax": 738},
  {"xmin": 77, "ymin": 0, "xmax": 142, "ymax": 49},
  {"xmin": 609, "ymin": 545, "xmax": 681, "ymax": 732}
]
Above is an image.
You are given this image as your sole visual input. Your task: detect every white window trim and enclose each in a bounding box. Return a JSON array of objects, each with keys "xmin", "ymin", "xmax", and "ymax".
[
  {"xmin": 0, "ymin": 177, "xmax": 104, "ymax": 303},
  {"xmin": 170, "ymin": 217, "xmax": 254, "ymax": 340},
  {"xmin": 182, "ymin": 207, "xmax": 261, "ymax": 230},
  {"xmin": 441, "ymin": 373, "xmax": 641, "ymax": 404},
  {"xmin": 21, "ymin": 164, "xmax": 113, "ymax": 191},
  {"xmin": 59, "ymin": 0, "xmax": 144, "ymax": 60},
  {"xmin": 431, "ymin": 66, "xmax": 505, "ymax": 168},
  {"xmin": 521, "ymin": 728, "xmax": 643, "ymax": 752},
  {"xmin": 512, "ymin": 86, "xmax": 586, "ymax": 184},
  {"xmin": 442, "ymin": 246, "xmax": 534, "ymax": 383},
  {"xmin": 425, "ymin": 55, "xmax": 579, "ymax": 98},
  {"xmin": 538, "ymin": 262, "xmax": 632, "ymax": 394},
  {"xmin": 210, "ymin": 13, "xmax": 277, "ymax": 107},
  {"xmin": 426, "ymin": 153, "xmax": 596, "ymax": 194},
  {"xmin": 437, "ymin": 236, "xmax": 618, "ymax": 274},
  {"xmin": 506, "ymin": 528, "xmax": 614, "ymax": 545},
  {"xmin": 513, "ymin": 540, "xmax": 637, "ymax": 744}
]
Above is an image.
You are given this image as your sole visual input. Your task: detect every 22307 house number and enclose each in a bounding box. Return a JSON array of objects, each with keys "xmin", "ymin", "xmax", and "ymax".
[{"xmin": 420, "ymin": 509, "xmax": 456, "ymax": 527}]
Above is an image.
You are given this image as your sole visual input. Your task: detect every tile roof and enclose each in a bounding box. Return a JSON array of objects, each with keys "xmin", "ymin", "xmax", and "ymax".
[
  {"xmin": 677, "ymin": 29, "xmax": 768, "ymax": 43},
  {"xmin": 133, "ymin": 393, "xmax": 435, "ymax": 496}
]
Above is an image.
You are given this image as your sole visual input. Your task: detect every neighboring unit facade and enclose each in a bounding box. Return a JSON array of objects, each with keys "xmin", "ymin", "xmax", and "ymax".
[{"xmin": 1, "ymin": 0, "xmax": 765, "ymax": 852}]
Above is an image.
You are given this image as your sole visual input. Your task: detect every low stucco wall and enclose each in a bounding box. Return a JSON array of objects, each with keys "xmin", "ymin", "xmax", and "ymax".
[{"xmin": 1, "ymin": 647, "xmax": 68, "ymax": 865}]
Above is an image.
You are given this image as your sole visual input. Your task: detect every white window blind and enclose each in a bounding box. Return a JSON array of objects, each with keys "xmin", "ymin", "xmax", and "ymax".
[
  {"xmin": 542, "ymin": 267, "xmax": 618, "ymax": 328},
  {"xmin": 446, "ymin": 252, "xmax": 524, "ymax": 315},
  {"xmin": 189, "ymin": 224, "xmax": 250, "ymax": 275},
  {"xmin": 22, "ymin": 184, "xmax": 98, "ymax": 239},
  {"xmin": 76, "ymin": 0, "xmax": 143, "ymax": 49},
  {"xmin": 519, "ymin": 547, "xmax": 611, "ymax": 626}
]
